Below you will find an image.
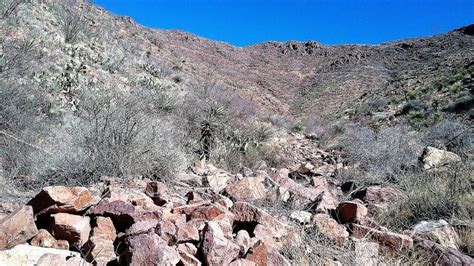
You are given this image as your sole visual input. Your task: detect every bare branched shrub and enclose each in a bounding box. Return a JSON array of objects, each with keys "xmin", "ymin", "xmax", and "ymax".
[
  {"xmin": 339, "ymin": 124, "xmax": 422, "ymax": 184},
  {"xmin": 0, "ymin": 0, "xmax": 24, "ymax": 18},
  {"xmin": 0, "ymin": 36, "xmax": 42, "ymax": 79},
  {"xmin": 424, "ymin": 119, "xmax": 473, "ymax": 158}
]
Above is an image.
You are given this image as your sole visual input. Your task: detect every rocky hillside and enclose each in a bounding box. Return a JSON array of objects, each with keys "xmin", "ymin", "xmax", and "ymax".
[{"xmin": 0, "ymin": 0, "xmax": 473, "ymax": 264}]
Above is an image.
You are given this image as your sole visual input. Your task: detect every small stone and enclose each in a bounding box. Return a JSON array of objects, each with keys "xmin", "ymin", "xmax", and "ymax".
[
  {"xmin": 290, "ymin": 211, "xmax": 312, "ymax": 225},
  {"xmin": 236, "ymin": 230, "xmax": 251, "ymax": 255},
  {"xmin": 125, "ymin": 232, "xmax": 180, "ymax": 265},
  {"xmin": 30, "ymin": 229, "xmax": 69, "ymax": 250},
  {"xmin": 92, "ymin": 217, "xmax": 116, "ymax": 241}
]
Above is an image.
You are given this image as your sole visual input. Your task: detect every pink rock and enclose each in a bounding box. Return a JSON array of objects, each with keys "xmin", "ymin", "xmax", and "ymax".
[
  {"xmin": 83, "ymin": 236, "xmax": 116, "ymax": 265},
  {"xmin": 225, "ymin": 177, "xmax": 266, "ymax": 201},
  {"xmin": 51, "ymin": 213, "xmax": 91, "ymax": 248},
  {"xmin": 236, "ymin": 230, "xmax": 251, "ymax": 255},
  {"xmin": 28, "ymin": 186, "xmax": 94, "ymax": 215},
  {"xmin": 312, "ymin": 213, "xmax": 349, "ymax": 245},
  {"xmin": 337, "ymin": 200, "xmax": 368, "ymax": 223},
  {"xmin": 174, "ymin": 201, "xmax": 229, "ymax": 221},
  {"xmin": 126, "ymin": 220, "xmax": 159, "ymax": 236},
  {"xmin": 246, "ymin": 242, "xmax": 290, "ymax": 266},
  {"xmin": 30, "ymin": 229, "xmax": 69, "ymax": 250},
  {"xmin": 155, "ymin": 220, "xmax": 178, "ymax": 245},
  {"xmin": 352, "ymin": 185, "xmax": 400, "ymax": 213},
  {"xmin": 202, "ymin": 221, "xmax": 240, "ymax": 265},
  {"xmin": 351, "ymin": 224, "xmax": 413, "ymax": 255},
  {"xmin": 0, "ymin": 205, "xmax": 38, "ymax": 250},
  {"xmin": 177, "ymin": 223, "xmax": 200, "ymax": 243},
  {"xmin": 92, "ymin": 217, "xmax": 116, "ymax": 241},
  {"xmin": 125, "ymin": 232, "xmax": 180, "ymax": 265},
  {"xmin": 232, "ymin": 202, "xmax": 287, "ymax": 239},
  {"xmin": 179, "ymin": 250, "xmax": 202, "ymax": 266},
  {"xmin": 178, "ymin": 242, "xmax": 198, "ymax": 256}
]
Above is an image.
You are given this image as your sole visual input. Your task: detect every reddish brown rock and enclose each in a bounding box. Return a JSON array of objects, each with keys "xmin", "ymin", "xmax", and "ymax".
[
  {"xmin": 28, "ymin": 186, "xmax": 93, "ymax": 215},
  {"xmin": 30, "ymin": 229, "xmax": 69, "ymax": 250},
  {"xmin": 337, "ymin": 200, "xmax": 368, "ymax": 223},
  {"xmin": 83, "ymin": 236, "xmax": 116, "ymax": 265},
  {"xmin": 225, "ymin": 177, "xmax": 266, "ymax": 201},
  {"xmin": 145, "ymin": 181, "xmax": 169, "ymax": 206},
  {"xmin": 351, "ymin": 185, "xmax": 400, "ymax": 213},
  {"xmin": 125, "ymin": 232, "xmax": 180, "ymax": 265},
  {"xmin": 351, "ymin": 224, "xmax": 413, "ymax": 255},
  {"xmin": 89, "ymin": 200, "xmax": 136, "ymax": 231},
  {"xmin": 202, "ymin": 221, "xmax": 240, "ymax": 265},
  {"xmin": 51, "ymin": 213, "xmax": 91, "ymax": 248},
  {"xmin": 0, "ymin": 205, "xmax": 38, "ymax": 250},
  {"xmin": 312, "ymin": 213, "xmax": 349, "ymax": 245},
  {"xmin": 174, "ymin": 201, "xmax": 229, "ymax": 221},
  {"xmin": 103, "ymin": 187, "xmax": 160, "ymax": 212},
  {"xmin": 92, "ymin": 217, "xmax": 116, "ymax": 241},
  {"xmin": 246, "ymin": 242, "xmax": 290, "ymax": 266}
]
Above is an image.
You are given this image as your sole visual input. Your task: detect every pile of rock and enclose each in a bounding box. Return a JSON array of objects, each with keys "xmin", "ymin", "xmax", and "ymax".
[{"xmin": 0, "ymin": 156, "xmax": 471, "ymax": 265}]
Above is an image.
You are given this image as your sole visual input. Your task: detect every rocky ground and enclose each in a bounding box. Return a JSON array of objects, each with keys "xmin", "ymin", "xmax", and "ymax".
[{"xmin": 0, "ymin": 133, "xmax": 471, "ymax": 265}]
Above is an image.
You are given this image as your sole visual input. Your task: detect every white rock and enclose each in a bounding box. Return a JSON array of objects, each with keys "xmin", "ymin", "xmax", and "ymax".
[
  {"xmin": 0, "ymin": 244, "xmax": 87, "ymax": 266},
  {"xmin": 290, "ymin": 211, "xmax": 312, "ymax": 224}
]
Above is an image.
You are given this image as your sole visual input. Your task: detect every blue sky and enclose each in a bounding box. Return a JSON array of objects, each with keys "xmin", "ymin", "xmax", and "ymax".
[{"xmin": 93, "ymin": 0, "xmax": 474, "ymax": 47}]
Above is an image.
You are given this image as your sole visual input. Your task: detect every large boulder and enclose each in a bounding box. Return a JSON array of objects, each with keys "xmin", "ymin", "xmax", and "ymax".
[
  {"xmin": 51, "ymin": 213, "xmax": 91, "ymax": 248},
  {"xmin": 201, "ymin": 221, "xmax": 240, "ymax": 265},
  {"xmin": 0, "ymin": 205, "xmax": 38, "ymax": 250},
  {"xmin": 411, "ymin": 220, "xmax": 459, "ymax": 250},
  {"xmin": 125, "ymin": 232, "xmax": 180, "ymax": 265},
  {"xmin": 421, "ymin": 147, "xmax": 461, "ymax": 170},
  {"xmin": 28, "ymin": 186, "xmax": 94, "ymax": 215},
  {"xmin": 0, "ymin": 244, "xmax": 86, "ymax": 265}
]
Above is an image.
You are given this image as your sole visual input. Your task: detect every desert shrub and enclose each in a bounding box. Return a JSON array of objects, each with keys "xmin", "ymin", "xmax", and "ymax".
[
  {"xmin": 53, "ymin": 0, "xmax": 89, "ymax": 44},
  {"xmin": 380, "ymin": 165, "xmax": 472, "ymax": 230},
  {"xmin": 281, "ymin": 226, "xmax": 355, "ymax": 265},
  {"xmin": 424, "ymin": 119, "xmax": 473, "ymax": 158},
  {"xmin": 339, "ymin": 124, "xmax": 422, "ymax": 185},
  {"xmin": 180, "ymin": 83, "xmax": 275, "ymax": 172}
]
